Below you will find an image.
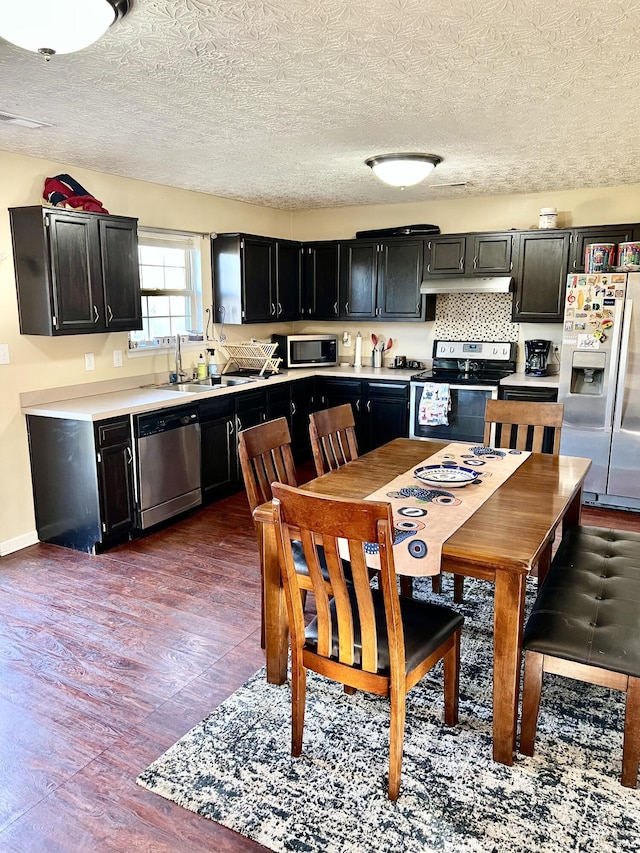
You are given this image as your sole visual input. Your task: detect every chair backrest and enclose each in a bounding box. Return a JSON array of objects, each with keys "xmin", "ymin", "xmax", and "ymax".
[
  {"xmin": 483, "ymin": 399, "xmax": 564, "ymax": 454},
  {"xmin": 238, "ymin": 417, "xmax": 297, "ymax": 513},
  {"xmin": 309, "ymin": 404, "xmax": 359, "ymax": 477},
  {"xmin": 271, "ymin": 483, "xmax": 404, "ymax": 677}
]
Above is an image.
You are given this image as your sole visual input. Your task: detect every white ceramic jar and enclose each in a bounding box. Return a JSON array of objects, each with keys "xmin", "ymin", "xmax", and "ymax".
[{"xmin": 539, "ymin": 207, "xmax": 558, "ymax": 229}]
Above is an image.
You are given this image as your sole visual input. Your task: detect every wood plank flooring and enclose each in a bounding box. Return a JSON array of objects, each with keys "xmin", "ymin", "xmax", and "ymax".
[{"xmin": 0, "ymin": 481, "xmax": 638, "ymax": 852}]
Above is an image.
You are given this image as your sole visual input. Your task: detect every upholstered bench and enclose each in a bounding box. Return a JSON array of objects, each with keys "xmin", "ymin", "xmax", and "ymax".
[{"xmin": 520, "ymin": 525, "xmax": 640, "ymax": 787}]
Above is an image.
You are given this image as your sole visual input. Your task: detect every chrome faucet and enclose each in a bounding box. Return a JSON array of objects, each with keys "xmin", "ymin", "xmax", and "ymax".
[{"xmin": 174, "ymin": 334, "xmax": 187, "ymax": 381}]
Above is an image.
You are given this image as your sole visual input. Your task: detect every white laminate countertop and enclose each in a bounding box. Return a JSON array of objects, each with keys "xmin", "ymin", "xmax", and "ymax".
[
  {"xmin": 19, "ymin": 365, "xmax": 417, "ymax": 422},
  {"xmin": 20, "ymin": 365, "xmax": 559, "ymax": 422},
  {"xmin": 499, "ymin": 372, "xmax": 559, "ymax": 389}
]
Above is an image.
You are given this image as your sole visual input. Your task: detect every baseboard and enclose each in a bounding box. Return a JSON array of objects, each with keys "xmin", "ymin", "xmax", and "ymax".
[{"xmin": 0, "ymin": 530, "xmax": 39, "ymax": 556}]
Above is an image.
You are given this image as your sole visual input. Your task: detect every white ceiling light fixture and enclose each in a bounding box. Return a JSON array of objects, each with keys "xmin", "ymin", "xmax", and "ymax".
[
  {"xmin": 0, "ymin": 0, "xmax": 131, "ymax": 60},
  {"xmin": 365, "ymin": 153, "xmax": 442, "ymax": 188}
]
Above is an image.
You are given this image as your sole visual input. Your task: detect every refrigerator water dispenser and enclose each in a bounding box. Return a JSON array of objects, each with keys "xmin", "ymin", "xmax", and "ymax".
[{"xmin": 570, "ymin": 351, "xmax": 606, "ymax": 395}]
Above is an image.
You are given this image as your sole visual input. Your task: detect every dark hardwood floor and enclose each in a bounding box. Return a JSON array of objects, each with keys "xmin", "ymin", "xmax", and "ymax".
[{"xmin": 0, "ymin": 480, "xmax": 638, "ymax": 852}]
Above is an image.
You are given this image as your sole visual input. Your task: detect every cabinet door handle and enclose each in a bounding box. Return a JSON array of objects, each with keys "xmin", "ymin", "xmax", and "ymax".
[
  {"xmin": 236, "ymin": 415, "xmax": 242, "ymax": 431},
  {"xmin": 510, "ymin": 261, "xmax": 513, "ymax": 271},
  {"xmin": 290, "ymin": 401, "xmax": 297, "ymax": 415},
  {"xmin": 333, "ymin": 301, "xmax": 338, "ymax": 315},
  {"xmin": 416, "ymin": 301, "xmax": 421, "ymax": 313},
  {"xmin": 345, "ymin": 301, "xmax": 349, "ymax": 314},
  {"xmin": 355, "ymin": 399, "xmax": 361, "ymax": 412},
  {"xmin": 366, "ymin": 400, "xmax": 371, "ymax": 413},
  {"xmin": 93, "ymin": 305, "xmax": 99, "ymax": 323},
  {"xmin": 427, "ymin": 262, "xmax": 431, "ymax": 273},
  {"xmin": 125, "ymin": 446, "xmax": 133, "ymax": 465},
  {"xmin": 106, "ymin": 304, "xmax": 113, "ymax": 323},
  {"xmin": 515, "ymin": 300, "xmax": 520, "ymax": 313},
  {"xmin": 459, "ymin": 257, "xmax": 464, "ymax": 270},
  {"xmin": 227, "ymin": 419, "xmax": 235, "ymax": 436},
  {"xmin": 473, "ymin": 256, "xmax": 478, "ymax": 269},
  {"xmin": 572, "ymin": 259, "xmax": 578, "ymax": 270},
  {"xmin": 277, "ymin": 302, "xmax": 282, "ymax": 316},
  {"xmin": 271, "ymin": 303, "xmax": 276, "ymax": 316}
]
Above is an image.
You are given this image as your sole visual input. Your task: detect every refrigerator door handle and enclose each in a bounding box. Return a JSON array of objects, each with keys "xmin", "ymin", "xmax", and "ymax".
[
  {"xmin": 600, "ymin": 296, "xmax": 627, "ymax": 431},
  {"xmin": 613, "ymin": 298, "xmax": 633, "ymax": 432}
]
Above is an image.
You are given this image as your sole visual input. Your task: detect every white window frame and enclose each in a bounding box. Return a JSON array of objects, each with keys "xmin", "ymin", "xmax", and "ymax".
[{"xmin": 129, "ymin": 228, "xmax": 204, "ymax": 352}]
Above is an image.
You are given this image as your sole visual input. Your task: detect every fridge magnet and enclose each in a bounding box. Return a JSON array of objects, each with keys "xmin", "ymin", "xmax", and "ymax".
[
  {"xmin": 564, "ymin": 321, "xmax": 574, "ymax": 331},
  {"xmin": 602, "ymin": 318, "xmax": 614, "ymax": 330},
  {"xmin": 593, "ymin": 330, "xmax": 607, "ymax": 342},
  {"xmin": 567, "ymin": 292, "xmax": 576, "ymax": 304},
  {"xmin": 591, "ymin": 301, "xmax": 601, "ymax": 311},
  {"xmin": 611, "ymin": 274, "xmax": 626, "ymax": 284},
  {"xmin": 615, "ymin": 289, "xmax": 624, "ymax": 298},
  {"xmin": 604, "ymin": 298, "xmax": 616, "ymax": 305},
  {"xmin": 574, "ymin": 322, "xmax": 586, "ymax": 330},
  {"xmin": 577, "ymin": 334, "xmax": 600, "ymax": 349},
  {"xmin": 566, "ymin": 307, "xmax": 575, "ymax": 318}
]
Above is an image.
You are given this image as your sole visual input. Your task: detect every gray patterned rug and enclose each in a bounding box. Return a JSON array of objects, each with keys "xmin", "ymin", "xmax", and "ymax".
[{"xmin": 137, "ymin": 578, "xmax": 639, "ymax": 852}]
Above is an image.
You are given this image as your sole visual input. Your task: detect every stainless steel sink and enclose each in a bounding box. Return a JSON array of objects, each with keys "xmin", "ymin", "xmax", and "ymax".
[
  {"xmin": 156, "ymin": 382, "xmax": 220, "ymax": 393},
  {"xmin": 221, "ymin": 376, "xmax": 256, "ymax": 386}
]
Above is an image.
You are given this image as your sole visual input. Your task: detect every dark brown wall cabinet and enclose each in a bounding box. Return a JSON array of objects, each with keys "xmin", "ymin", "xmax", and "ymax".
[
  {"xmin": 301, "ymin": 242, "xmax": 341, "ymax": 319},
  {"xmin": 340, "ymin": 238, "xmax": 434, "ymax": 321},
  {"xmin": 424, "ymin": 232, "xmax": 514, "ymax": 277},
  {"xmin": 512, "ymin": 231, "xmax": 571, "ymax": 322},
  {"xmin": 212, "ymin": 233, "xmax": 302, "ymax": 324},
  {"xmin": 10, "ymin": 206, "xmax": 141, "ymax": 335},
  {"xmin": 26, "ymin": 414, "xmax": 135, "ymax": 553}
]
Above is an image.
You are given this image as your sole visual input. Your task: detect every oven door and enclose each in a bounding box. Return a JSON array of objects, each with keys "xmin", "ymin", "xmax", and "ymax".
[{"xmin": 409, "ymin": 382, "xmax": 498, "ymax": 443}]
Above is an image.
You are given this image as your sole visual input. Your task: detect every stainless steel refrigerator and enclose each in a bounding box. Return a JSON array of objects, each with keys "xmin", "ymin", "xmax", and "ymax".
[{"xmin": 558, "ymin": 271, "xmax": 640, "ymax": 509}]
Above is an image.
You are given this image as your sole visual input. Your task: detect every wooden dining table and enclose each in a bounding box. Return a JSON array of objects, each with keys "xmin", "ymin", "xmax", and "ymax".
[{"xmin": 252, "ymin": 437, "xmax": 591, "ymax": 766}]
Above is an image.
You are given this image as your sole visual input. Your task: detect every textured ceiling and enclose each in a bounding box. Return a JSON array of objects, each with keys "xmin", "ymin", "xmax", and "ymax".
[{"xmin": 1, "ymin": 0, "xmax": 640, "ymax": 211}]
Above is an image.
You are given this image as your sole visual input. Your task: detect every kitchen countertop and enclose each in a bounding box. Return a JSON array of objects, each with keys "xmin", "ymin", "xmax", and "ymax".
[
  {"xmin": 20, "ymin": 365, "xmax": 559, "ymax": 422},
  {"xmin": 499, "ymin": 372, "xmax": 559, "ymax": 389}
]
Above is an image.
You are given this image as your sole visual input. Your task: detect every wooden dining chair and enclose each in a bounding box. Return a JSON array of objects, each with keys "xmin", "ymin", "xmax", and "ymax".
[
  {"xmin": 483, "ymin": 399, "xmax": 564, "ymax": 454},
  {"xmin": 453, "ymin": 398, "xmax": 565, "ymax": 603},
  {"xmin": 238, "ymin": 417, "xmax": 298, "ymax": 647},
  {"xmin": 271, "ymin": 482, "xmax": 464, "ymax": 801},
  {"xmin": 309, "ymin": 403, "xmax": 359, "ymax": 477}
]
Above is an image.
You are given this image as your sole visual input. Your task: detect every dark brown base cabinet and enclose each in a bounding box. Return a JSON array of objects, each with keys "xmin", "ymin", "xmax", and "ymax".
[
  {"xmin": 26, "ymin": 415, "xmax": 135, "ymax": 553},
  {"xmin": 316, "ymin": 377, "xmax": 409, "ymax": 453},
  {"xmin": 200, "ymin": 379, "xmax": 315, "ymax": 504},
  {"xmin": 10, "ymin": 206, "xmax": 142, "ymax": 335}
]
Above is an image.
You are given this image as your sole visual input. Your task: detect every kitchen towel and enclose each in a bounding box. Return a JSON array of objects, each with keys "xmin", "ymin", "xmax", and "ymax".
[
  {"xmin": 350, "ymin": 442, "xmax": 530, "ymax": 577},
  {"xmin": 418, "ymin": 382, "xmax": 450, "ymax": 426}
]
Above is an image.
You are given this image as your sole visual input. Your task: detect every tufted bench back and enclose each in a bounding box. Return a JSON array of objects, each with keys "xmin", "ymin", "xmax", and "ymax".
[{"xmin": 520, "ymin": 525, "xmax": 640, "ymax": 788}]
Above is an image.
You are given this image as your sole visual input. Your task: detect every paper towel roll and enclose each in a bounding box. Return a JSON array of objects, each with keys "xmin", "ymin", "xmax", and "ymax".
[{"xmin": 354, "ymin": 331, "xmax": 362, "ymax": 367}]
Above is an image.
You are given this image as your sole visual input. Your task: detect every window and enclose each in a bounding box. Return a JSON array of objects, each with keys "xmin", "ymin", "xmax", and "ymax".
[{"xmin": 129, "ymin": 229, "xmax": 203, "ymax": 348}]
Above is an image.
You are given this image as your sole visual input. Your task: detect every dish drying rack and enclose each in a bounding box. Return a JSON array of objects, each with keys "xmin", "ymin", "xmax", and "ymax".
[{"xmin": 221, "ymin": 341, "xmax": 282, "ymax": 376}]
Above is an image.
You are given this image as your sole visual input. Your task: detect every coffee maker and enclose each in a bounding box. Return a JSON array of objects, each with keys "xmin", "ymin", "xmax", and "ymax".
[{"xmin": 525, "ymin": 339, "xmax": 552, "ymax": 376}]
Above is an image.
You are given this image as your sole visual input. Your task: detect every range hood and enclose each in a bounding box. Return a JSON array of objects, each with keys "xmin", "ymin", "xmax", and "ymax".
[{"xmin": 420, "ymin": 276, "xmax": 513, "ymax": 295}]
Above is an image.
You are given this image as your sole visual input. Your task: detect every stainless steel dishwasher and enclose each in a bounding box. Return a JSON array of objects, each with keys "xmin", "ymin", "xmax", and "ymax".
[{"xmin": 133, "ymin": 405, "xmax": 201, "ymax": 529}]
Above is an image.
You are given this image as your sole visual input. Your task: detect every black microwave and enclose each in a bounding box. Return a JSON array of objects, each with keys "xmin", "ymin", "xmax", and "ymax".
[{"xmin": 272, "ymin": 334, "xmax": 338, "ymax": 368}]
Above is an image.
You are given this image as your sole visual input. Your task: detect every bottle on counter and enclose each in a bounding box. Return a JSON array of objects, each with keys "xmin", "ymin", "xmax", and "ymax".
[
  {"xmin": 354, "ymin": 331, "xmax": 362, "ymax": 367},
  {"xmin": 197, "ymin": 353, "xmax": 207, "ymax": 380}
]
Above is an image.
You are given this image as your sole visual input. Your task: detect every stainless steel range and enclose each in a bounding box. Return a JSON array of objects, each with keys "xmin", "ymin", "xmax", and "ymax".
[{"xmin": 410, "ymin": 340, "xmax": 517, "ymax": 443}]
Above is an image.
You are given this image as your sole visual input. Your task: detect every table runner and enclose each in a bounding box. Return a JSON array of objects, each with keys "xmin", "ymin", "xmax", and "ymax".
[{"xmin": 357, "ymin": 442, "xmax": 530, "ymax": 577}]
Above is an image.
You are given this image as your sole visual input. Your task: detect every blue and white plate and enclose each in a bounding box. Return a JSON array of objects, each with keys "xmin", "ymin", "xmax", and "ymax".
[{"xmin": 413, "ymin": 464, "xmax": 478, "ymax": 488}]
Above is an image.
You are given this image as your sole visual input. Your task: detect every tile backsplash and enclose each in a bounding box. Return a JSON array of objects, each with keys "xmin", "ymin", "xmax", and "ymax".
[{"xmin": 433, "ymin": 293, "xmax": 518, "ymax": 341}]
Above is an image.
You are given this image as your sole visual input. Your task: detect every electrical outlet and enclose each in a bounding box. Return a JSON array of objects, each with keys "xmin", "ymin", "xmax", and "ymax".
[
  {"xmin": 0, "ymin": 343, "xmax": 9, "ymax": 365},
  {"xmin": 84, "ymin": 352, "xmax": 95, "ymax": 371},
  {"xmin": 113, "ymin": 349, "xmax": 123, "ymax": 367}
]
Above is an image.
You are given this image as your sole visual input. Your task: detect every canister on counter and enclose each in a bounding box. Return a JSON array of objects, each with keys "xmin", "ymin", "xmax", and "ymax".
[
  {"xmin": 617, "ymin": 241, "xmax": 640, "ymax": 269},
  {"xmin": 585, "ymin": 242, "xmax": 616, "ymax": 273}
]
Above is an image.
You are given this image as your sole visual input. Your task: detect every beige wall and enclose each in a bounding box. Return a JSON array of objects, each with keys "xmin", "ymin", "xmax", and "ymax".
[{"xmin": 3, "ymin": 148, "xmax": 640, "ymax": 552}]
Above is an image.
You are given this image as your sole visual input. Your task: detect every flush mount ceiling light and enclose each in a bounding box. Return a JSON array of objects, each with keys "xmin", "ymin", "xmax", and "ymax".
[
  {"xmin": 365, "ymin": 153, "xmax": 442, "ymax": 188},
  {"xmin": 0, "ymin": 0, "xmax": 131, "ymax": 60}
]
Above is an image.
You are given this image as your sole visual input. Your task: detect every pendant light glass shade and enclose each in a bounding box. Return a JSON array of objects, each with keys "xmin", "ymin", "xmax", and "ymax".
[
  {"xmin": 365, "ymin": 153, "xmax": 442, "ymax": 188},
  {"xmin": 0, "ymin": 0, "xmax": 129, "ymax": 58}
]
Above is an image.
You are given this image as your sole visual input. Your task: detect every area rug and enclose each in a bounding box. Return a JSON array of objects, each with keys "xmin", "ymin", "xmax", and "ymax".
[{"xmin": 137, "ymin": 578, "xmax": 639, "ymax": 853}]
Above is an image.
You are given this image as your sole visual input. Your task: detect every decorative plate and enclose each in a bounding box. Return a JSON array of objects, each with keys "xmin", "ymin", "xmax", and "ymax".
[{"xmin": 413, "ymin": 464, "xmax": 479, "ymax": 488}]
